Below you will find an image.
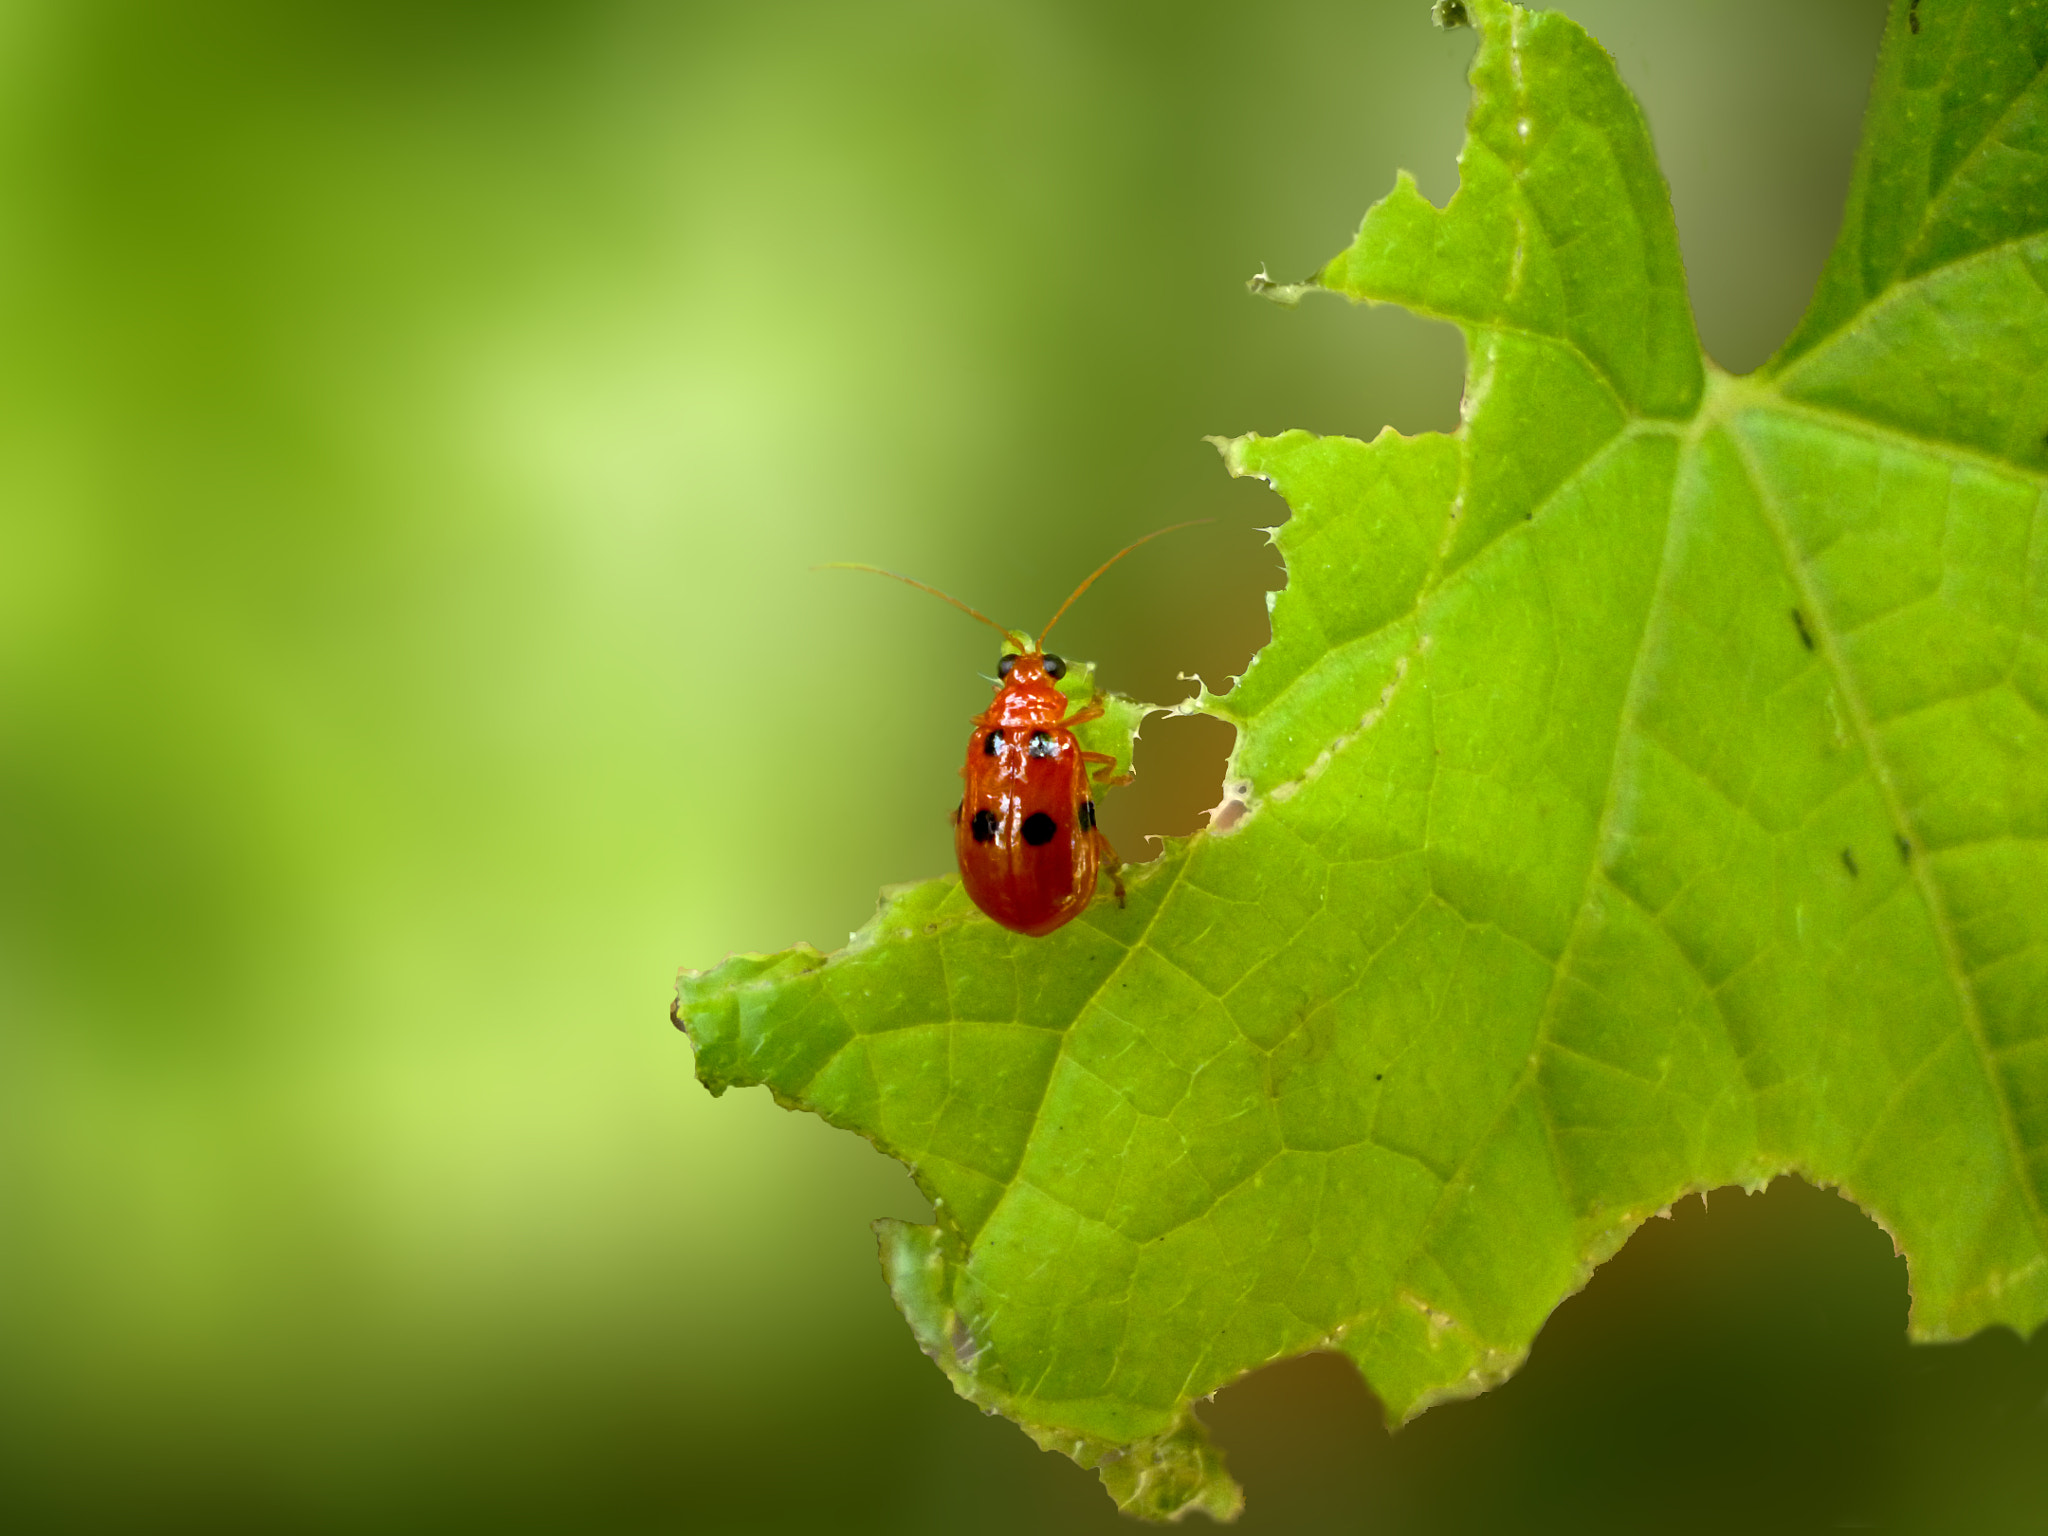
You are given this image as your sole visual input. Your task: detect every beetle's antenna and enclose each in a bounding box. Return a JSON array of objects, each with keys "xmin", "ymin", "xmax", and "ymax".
[
  {"xmin": 1038, "ymin": 520, "xmax": 1212, "ymax": 645},
  {"xmin": 818, "ymin": 563, "xmax": 1029, "ymax": 650}
]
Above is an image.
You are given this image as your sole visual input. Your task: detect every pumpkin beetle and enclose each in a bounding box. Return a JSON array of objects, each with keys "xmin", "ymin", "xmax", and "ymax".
[{"xmin": 826, "ymin": 522, "xmax": 1206, "ymax": 937}]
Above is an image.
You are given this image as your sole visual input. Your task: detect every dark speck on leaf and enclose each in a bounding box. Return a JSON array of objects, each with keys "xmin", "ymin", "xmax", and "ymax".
[
  {"xmin": 1433, "ymin": 0, "xmax": 1470, "ymax": 27},
  {"xmin": 1841, "ymin": 847, "xmax": 1860, "ymax": 878},
  {"xmin": 1791, "ymin": 608, "xmax": 1815, "ymax": 650},
  {"xmin": 1909, "ymin": 0, "xmax": 1921, "ymax": 33},
  {"xmin": 1897, "ymin": 834, "xmax": 1912, "ymax": 863}
]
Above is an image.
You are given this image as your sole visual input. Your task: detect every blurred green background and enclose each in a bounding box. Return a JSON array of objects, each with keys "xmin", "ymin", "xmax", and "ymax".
[{"xmin": 2, "ymin": 0, "xmax": 2042, "ymax": 1530}]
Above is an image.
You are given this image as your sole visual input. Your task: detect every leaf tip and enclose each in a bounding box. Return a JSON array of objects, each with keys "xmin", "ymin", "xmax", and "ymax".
[
  {"xmin": 877, "ymin": 1219, "xmax": 1247, "ymax": 1521},
  {"xmin": 1204, "ymin": 432, "xmax": 1253, "ymax": 478},
  {"xmin": 1245, "ymin": 267, "xmax": 1318, "ymax": 307}
]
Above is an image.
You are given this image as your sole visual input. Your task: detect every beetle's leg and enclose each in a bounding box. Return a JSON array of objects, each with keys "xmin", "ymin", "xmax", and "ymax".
[
  {"xmin": 1064, "ymin": 698, "xmax": 1106, "ymax": 729},
  {"xmin": 1079, "ymin": 749, "xmax": 1133, "ymax": 788},
  {"xmin": 1096, "ymin": 830, "xmax": 1125, "ymax": 907}
]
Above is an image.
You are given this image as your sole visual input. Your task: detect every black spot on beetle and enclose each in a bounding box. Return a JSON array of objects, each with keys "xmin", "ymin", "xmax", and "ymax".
[
  {"xmin": 1897, "ymin": 833, "xmax": 1913, "ymax": 863},
  {"xmin": 970, "ymin": 808, "xmax": 999, "ymax": 843},
  {"xmin": 1079, "ymin": 799, "xmax": 1096, "ymax": 831},
  {"xmin": 1021, "ymin": 811, "xmax": 1057, "ymax": 846},
  {"xmin": 984, "ymin": 730, "xmax": 1001, "ymax": 756},
  {"xmin": 1028, "ymin": 730, "xmax": 1058, "ymax": 758},
  {"xmin": 1791, "ymin": 608, "xmax": 1815, "ymax": 650},
  {"xmin": 1841, "ymin": 847, "xmax": 1860, "ymax": 878}
]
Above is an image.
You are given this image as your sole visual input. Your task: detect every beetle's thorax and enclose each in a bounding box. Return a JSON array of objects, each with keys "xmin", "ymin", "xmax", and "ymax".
[{"xmin": 981, "ymin": 656, "xmax": 1067, "ymax": 727}]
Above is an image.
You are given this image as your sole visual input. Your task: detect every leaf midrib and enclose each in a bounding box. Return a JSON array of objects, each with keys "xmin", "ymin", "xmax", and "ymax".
[
  {"xmin": 1719, "ymin": 369, "xmax": 2048, "ymax": 1263},
  {"xmin": 1348, "ymin": 406, "xmax": 1696, "ymax": 1376}
]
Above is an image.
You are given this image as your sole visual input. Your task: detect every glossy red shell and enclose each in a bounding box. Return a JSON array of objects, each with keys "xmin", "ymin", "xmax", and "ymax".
[{"xmin": 954, "ymin": 654, "xmax": 1100, "ymax": 936}]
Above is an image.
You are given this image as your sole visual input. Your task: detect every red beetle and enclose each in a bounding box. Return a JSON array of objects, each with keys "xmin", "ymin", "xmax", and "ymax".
[{"xmin": 830, "ymin": 524, "xmax": 1202, "ymax": 936}]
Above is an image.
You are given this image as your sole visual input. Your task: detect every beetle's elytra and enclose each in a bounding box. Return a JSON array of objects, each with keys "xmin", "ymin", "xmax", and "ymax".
[{"xmin": 951, "ymin": 645, "xmax": 1119, "ymax": 935}]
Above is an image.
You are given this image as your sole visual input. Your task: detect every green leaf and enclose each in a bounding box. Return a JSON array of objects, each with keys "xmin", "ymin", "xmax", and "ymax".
[{"xmin": 676, "ymin": 0, "xmax": 2048, "ymax": 1518}]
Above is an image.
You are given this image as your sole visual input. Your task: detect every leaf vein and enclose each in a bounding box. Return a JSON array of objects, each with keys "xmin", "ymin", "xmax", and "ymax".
[{"xmin": 1727, "ymin": 418, "xmax": 2048, "ymax": 1262}]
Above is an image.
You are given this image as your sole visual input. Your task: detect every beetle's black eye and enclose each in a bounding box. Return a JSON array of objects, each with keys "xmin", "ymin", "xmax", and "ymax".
[
  {"xmin": 1042, "ymin": 654, "xmax": 1066, "ymax": 680},
  {"xmin": 997, "ymin": 654, "xmax": 1017, "ymax": 679}
]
